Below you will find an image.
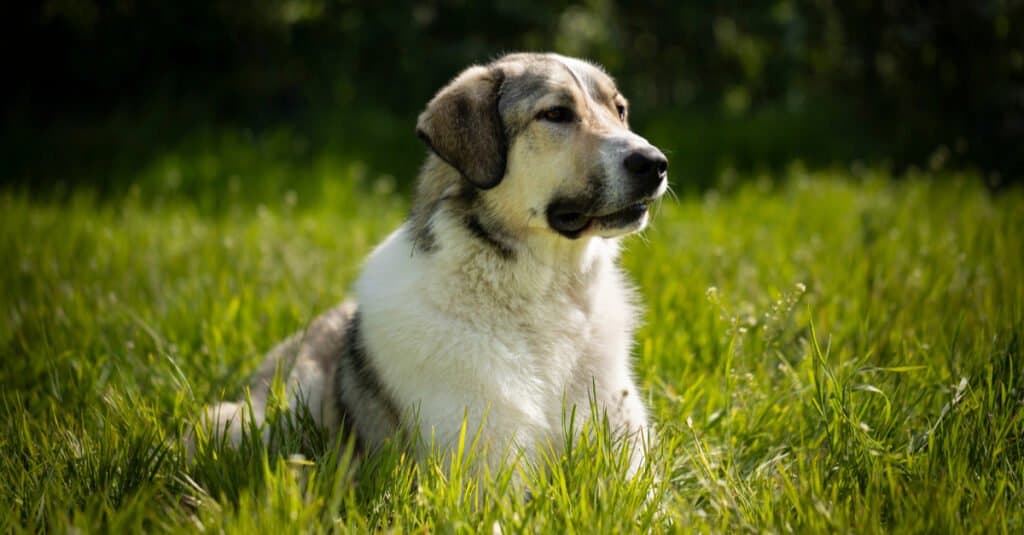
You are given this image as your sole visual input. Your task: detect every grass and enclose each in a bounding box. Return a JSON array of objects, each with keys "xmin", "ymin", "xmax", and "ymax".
[{"xmin": 1, "ymin": 153, "xmax": 1022, "ymax": 532}]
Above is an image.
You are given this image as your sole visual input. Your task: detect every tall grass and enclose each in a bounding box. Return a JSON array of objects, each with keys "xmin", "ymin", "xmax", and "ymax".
[{"xmin": 1, "ymin": 163, "xmax": 1021, "ymax": 532}]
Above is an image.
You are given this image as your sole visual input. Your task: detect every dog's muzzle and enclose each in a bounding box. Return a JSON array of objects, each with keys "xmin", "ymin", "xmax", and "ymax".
[{"xmin": 546, "ymin": 146, "xmax": 668, "ymax": 238}]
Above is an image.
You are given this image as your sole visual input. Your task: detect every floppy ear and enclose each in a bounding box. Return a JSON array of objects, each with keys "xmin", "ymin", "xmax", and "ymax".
[{"xmin": 416, "ymin": 65, "xmax": 507, "ymax": 189}]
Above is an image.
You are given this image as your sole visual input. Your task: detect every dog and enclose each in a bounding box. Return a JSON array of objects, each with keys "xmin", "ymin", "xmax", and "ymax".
[{"xmin": 199, "ymin": 52, "xmax": 668, "ymax": 476}]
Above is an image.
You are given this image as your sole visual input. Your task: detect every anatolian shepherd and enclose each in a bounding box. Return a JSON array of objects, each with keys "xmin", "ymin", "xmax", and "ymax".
[{"xmin": 199, "ymin": 52, "xmax": 669, "ymax": 477}]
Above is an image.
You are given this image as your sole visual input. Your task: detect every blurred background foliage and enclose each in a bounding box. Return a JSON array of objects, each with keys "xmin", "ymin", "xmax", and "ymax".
[{"xmin": 3, "ymin": 0, "xmax": 1023, "ymax": 197}]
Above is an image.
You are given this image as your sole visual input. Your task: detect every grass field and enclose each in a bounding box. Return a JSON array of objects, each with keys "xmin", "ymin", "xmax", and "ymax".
[{"xmin": 1, "ymin": 159, "xmax": 1022, "ymax": 532}]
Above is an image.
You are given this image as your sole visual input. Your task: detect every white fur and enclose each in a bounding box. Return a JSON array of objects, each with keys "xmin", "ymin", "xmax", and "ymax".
[{"xmin": 356, "ymin": 217, "xmax": 650, "ymax": 471}]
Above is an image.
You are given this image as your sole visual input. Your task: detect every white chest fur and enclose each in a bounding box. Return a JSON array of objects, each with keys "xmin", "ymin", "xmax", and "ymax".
[{"xmin": 354, "ymin": 223, "xmax": 641, "ymax": 465}]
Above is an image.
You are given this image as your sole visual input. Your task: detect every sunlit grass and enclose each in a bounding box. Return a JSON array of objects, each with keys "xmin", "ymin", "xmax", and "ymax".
[{"xmin": 1, "ymin": 164, "xmax": 1021, "ymax": 532}]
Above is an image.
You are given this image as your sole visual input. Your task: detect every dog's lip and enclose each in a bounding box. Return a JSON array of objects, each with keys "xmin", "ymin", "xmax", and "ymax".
[
  {"xmin": 592, "ymin": 201, "xmax": 649, "ymax": 228},
  {"xmin": 553, "ymin": 195, "xmax": 656, "ymax": 218},
  {"xmin": 592, "ymin": 199, "xmax": 651, "ymax": 220},
  {"xmin": 547, "ymin": 197, "xmax": 654, "ymax": 235}
]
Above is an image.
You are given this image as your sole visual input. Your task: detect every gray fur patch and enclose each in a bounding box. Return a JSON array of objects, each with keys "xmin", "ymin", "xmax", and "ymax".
[{"xmin": 464, "ymin": 215, "xmax": 515, "ymax": 260}]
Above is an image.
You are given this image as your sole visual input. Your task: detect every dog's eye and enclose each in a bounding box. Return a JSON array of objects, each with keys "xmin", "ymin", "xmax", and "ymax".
[
  {"xmin": 616, "ymin": 104, "xmax": 627, "ymax": 121},
  {"xmin": 538, "ymin": 106, "xmax": 575, "ymax": 123}
]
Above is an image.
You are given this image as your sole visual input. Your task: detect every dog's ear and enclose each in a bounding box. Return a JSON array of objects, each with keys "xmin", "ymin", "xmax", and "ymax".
[{"xmin": 416, "ymin": 65, "xmax": 507, "ymax": 190}]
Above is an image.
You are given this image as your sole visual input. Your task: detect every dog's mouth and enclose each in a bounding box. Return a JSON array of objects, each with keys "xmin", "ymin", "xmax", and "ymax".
[{"xmin": 547, "ymin": 199, "xmax": 652, "ymax": 238}]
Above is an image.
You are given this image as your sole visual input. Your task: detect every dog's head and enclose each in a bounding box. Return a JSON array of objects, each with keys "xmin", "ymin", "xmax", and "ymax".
[{"xmin": 416, "ymin": 53, "xmax": 667, "ymax": 240}]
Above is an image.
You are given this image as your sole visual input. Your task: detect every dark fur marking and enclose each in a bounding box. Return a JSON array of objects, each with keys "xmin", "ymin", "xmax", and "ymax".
[
  {"xmin": 336, "ymin": 313, "xmax": 402, "ymax": 445},
  {"xmin": 412, "ymin": 225, "xmax": 438, "ymax": 255},
  {"xmin": 497, "ymin": 70, "xmax": 561, "ymax": 137},
  {"xmin": 350, "ymin": 314, "xmax": 400, "ymax": 421},
  {"xmin": 455, "ymin": 184, "xmax": 479, "ymax": 204},
  {"xmin": 455, "ymin": 97, "xmax": 471, "ymax": 121},
  {"xmin": 408, "ymin": 201, "xmax": 440, "ymax": 255},
  {"xmin": 332, "ymin": 384, "xmax": 365, "ymax": 454},
  {"xmin": 465, "ymin": 215, "xmax": 515, "ymax": 260}
]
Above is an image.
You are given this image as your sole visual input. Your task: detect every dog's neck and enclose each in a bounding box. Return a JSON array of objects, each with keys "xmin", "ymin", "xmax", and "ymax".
[
  {"xmin": 407, "ymin": 163, "xmax": 619, "ymax": 304},
  {"xmin": 417, "ymin": 212, "xmax": 614, "ymax": 316}
]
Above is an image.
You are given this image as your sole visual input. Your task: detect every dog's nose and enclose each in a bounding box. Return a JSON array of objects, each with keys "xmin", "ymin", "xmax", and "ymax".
[{"xmin": 623, "ymin": 149, "xmax": 668, "ymax": 193}]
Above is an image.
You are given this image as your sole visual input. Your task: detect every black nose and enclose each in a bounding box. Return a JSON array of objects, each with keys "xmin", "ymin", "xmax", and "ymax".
[{"xmin": 623, "ymin": 149, "xmax": 668, "ymax": 193}]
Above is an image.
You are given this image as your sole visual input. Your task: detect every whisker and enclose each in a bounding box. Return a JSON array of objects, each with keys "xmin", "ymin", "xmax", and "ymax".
[{"xmin": 665, "ymin": 182, "xmax": 679, "ymax": 202}]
